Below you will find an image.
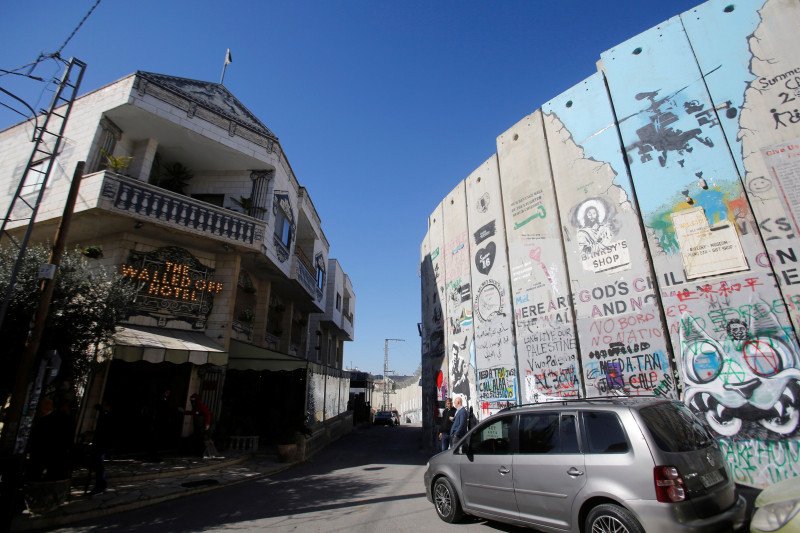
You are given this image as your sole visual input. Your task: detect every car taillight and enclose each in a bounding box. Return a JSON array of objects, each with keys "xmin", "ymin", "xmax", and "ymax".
[{"xmin": 654, "ymin": 466, "xmax": 686, "ymax": 503}]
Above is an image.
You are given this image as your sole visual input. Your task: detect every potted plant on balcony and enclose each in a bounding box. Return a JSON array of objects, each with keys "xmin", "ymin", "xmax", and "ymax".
[
  {"xmin": 231, "ymin": 196, "xmax": 254, "ymax": 217},
  {"xmin": 153, "ymin": 161, "xmax": 194, "ymax": 194},
  {"xmin": 102, "ymin": 150, "xmax": 132, "ymax": 175}
]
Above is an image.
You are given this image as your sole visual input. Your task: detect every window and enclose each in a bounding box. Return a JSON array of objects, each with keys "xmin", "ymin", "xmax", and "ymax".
[
  {"xmin": 519, "ymin": 413, "xmax": 579, "ymax": 454},
  {"xmin": 468, "ymin": 416, "xmax": 511, "ymax": 455},
  {"xmin": 583, "ymin": 411, "xmax": 629, "ymax": 454},
  {"xmin": 335, "ymin": 293, "xmax": 342, "ymax": 311},
  {"xmin": 640, "ymin": 402, "xmax": 714, "ymax": 453},
  {"xmin": 275, "ymin": 208, "xmax": 291, "ymax": 247},
  {"xmin": 90, "ymin": 117, "xmax": 121, "ymax": 173},
  {"xmin": 316, "ymin": 267, "xmax": 325, "ymax": 291}
]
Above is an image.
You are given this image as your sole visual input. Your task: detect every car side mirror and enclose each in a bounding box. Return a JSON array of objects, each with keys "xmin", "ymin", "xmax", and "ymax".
[{"xmin": 460, "ymin": 441, "xmax": 472, "ymax": 458}]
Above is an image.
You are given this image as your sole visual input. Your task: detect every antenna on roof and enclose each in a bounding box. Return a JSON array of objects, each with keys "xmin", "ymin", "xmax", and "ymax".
[{"xmin": 220, "ymin": 48, "xmax": 232, "ymax": 85}]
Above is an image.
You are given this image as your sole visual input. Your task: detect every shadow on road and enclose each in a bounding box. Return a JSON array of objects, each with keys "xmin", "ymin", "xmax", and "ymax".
[{"xmin": 60, "ymin": 423, "xmax": 432, "ymax": 532}]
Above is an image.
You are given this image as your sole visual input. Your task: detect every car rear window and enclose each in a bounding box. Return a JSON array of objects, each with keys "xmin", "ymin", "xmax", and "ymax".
[{"xmin": 640, "ymin": 402, "xmax": 714, "ymax": 452}]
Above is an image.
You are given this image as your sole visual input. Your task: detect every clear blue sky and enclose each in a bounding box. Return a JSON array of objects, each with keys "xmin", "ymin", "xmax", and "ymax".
[{"xmin": 1, "ymin": 0, "xmax": 700, "ymax": 376}]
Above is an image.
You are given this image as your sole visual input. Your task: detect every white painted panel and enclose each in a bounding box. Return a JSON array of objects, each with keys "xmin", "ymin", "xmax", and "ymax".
[
  {"xmin": 442, "ymin": 182, "xmax": 479, "ymax": 415},
  {"xmin": 543, "ymin": 73, "xmax": 675, "ymax": 398},
  {"xmin": 465, "ymin": 155, "xmax": 518, "ymax": 418},
  {"xmin": 497, "ymin": 111, "xmax": 581, "ymax": 402}
]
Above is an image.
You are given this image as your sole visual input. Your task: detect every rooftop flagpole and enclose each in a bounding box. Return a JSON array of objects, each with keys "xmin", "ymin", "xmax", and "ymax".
[{"xmin": 220, "ymin": 48, "xmax": 232, "ymax": 84}]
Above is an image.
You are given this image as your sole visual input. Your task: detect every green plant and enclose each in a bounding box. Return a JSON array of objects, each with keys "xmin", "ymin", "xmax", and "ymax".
[
  {"xmin": 231, "ymin": 196, "xmax": 254, "ymax": 216},
  {"xmin": 154, "ymin": 161, "xmax": 194, "ymax": 194},
  {"xmin": 237, "ymin": 308, "xmax": 255, "ymax": 324},
  {"xmin": 81, "ymin": 246, "xmax": 104, "ymax": 259},
  {"xmin": 102, "ymin": 150, "xmax": 132, "ymax": 174},
  {"xmin": 0, "ymin": 244, "xmax": 136, "ymax": 408}
]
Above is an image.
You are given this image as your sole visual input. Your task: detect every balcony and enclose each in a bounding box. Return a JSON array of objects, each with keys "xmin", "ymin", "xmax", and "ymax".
[
  {"xmin": 293, "ymin": 252, "xmax": 323, "ymax": 302},
  {"xmin": 95, "ymin": 171, "xmax": 265, "ymax": 247}
]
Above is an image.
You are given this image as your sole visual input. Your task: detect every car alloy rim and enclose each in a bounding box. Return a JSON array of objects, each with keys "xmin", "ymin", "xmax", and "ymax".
[
  {"xmin": 591, "ymin": 515, "xmax": 628, "ymax": 533},
  {"xmin": 434, "ymin": 483, "xmax": 452, "ymax": 517}
]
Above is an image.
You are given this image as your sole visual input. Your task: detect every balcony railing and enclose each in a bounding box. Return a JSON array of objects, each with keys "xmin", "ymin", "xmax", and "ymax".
[
  {"xmin": 294, "ymin": 257, "xmax": 322, "ymax": 301},
  {"xmin": 99, "ymin": 172, "xmax": 264, "ymax": 246},
  {"xmin": 295, "ymin": 246, "xmax": 314, "ymax": 274}
]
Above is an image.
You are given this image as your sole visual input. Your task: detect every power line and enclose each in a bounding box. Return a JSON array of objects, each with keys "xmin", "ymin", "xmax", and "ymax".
[{"xmin": 55, "ymin": 0, "xmax": 103, "ymax": 56}]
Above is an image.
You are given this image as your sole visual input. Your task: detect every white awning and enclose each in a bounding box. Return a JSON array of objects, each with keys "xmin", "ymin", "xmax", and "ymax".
[{"xmin": 112, "ymin": 325, "xmax": 228, "ymax": 366}]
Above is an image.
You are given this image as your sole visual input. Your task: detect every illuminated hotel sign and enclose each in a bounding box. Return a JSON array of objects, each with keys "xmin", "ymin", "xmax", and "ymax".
[
  {"xmin": 121, "ymin": 261, "xmax": 223, "ymax": 301},
  {"xmin": 121, "ymin": 247, "xmax": 220, "ymax": 329}
]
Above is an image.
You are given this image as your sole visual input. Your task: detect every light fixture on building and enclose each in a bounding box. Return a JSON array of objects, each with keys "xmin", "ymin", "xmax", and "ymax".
[
  {"xmin": 223, "ymin": 244, "xmax": 230, "ymax": 252},
  {"xmin": 134, "ymin": 221, "xmax": 144, "ymax": 229}
]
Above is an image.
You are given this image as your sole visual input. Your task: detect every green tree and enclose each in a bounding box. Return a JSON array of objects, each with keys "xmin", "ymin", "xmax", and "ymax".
[{"xmin": 0, "ymin": 244, "xmax": 135, "ymax": 411}]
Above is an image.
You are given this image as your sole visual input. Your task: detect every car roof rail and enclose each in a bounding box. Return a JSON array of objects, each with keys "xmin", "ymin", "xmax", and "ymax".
[{"xmin": 496, "ymin": 396, "xmax": 645, "ymax": 413}]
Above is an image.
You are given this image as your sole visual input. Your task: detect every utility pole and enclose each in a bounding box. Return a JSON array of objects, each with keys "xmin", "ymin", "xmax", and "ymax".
[
  {"xmin": 0, "ymin": 162, "xmax": 85, "ymax": 529},
  {"xmin": 382, "ymin": 338, "xmax": 403, "ymax": 410},
  {"xmin": 0, "ymin": 57, "xmax": 86, "ymax": 530}
]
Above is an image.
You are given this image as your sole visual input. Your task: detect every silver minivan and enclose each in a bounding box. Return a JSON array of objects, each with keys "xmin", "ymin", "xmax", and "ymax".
[{"xmin": 424, "ymin": 398, "xmax": 746, "ymax": 532}]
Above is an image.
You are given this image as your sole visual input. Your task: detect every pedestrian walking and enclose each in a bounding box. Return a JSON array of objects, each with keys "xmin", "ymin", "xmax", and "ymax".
[
  {"xmin": 438, "ymin": 398, "xmax": 457, "ymax": 451},
  {"xmin": 187, "ymin": 394, "xmax": 218, "ymax": 458}
]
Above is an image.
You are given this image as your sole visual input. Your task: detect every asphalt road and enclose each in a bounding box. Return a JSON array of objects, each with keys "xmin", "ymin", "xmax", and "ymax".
[{"xmin": 53, "ymin": 423, "xmax": 529, "ymax": 533}]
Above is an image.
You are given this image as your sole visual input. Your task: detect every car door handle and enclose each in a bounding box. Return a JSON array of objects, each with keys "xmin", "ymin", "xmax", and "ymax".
[
  {"xmin": 567, "ymin": 467, "xmax": 584, "ymax": 476},
  {"xmin": 498, "ymin": 466, "xmax": 510, "ymax": 475}
]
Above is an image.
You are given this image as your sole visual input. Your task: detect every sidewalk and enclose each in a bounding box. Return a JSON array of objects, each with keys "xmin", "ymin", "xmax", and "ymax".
[{"xmin": 11, "ymin": 451, "xmax": 297, "ymax": 531}]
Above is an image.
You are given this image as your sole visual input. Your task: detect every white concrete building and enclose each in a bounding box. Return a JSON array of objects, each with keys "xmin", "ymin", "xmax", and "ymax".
[{"xmin": 0, "ymin": 71, "xmax": 356, "ymax": 450}]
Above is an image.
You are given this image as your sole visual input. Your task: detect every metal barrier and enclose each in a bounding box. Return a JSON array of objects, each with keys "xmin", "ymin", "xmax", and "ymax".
[{"xmin": 228, "ymin": 435, "xmax": 259, "ymax": 451}]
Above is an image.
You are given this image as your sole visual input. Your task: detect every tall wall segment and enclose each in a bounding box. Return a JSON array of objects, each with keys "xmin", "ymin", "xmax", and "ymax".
[{"xmin": 419, "ymin": 0, "xmax": 800, "ymax": 489}]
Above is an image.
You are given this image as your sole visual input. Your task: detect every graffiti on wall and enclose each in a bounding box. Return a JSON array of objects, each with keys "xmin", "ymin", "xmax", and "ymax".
[
  {"xmin": 449, "ymin": 336, "xmax": 473, "ymax": 405},
  {"xmin": 418, "ymin": 0, "xmax": 800, "ymax": 487},
  {"xmin": 570, "ymin": 197, "xmax": 630, "ymax": 273},
  {"xmin": 443, "ymin": 218, "xmax": 479, "ymax": 411},
  {"xmin": 645, "ymin": 182, "xmax": 750, "ymax": 258},
  {"xmin": 681, "ymin": 299, "xmax": 800, "ymax": 438},
  {"xmin": 621, "ymin": 89, "xmax": 718, "ymax": 168},
  {"xmin": 467, "ymin": 161, "xmax": 520, "ymax": 418},
  {"xmin": 477, "ymin": 366, "xmax": 516, "ymax": 402},
  {"xmin": 722, "ymin": 437, "xmax": 800, "ymax": 487},
  {"xmin": 583, "ymin": 345, "xmax": 672, "ymax": 397}
]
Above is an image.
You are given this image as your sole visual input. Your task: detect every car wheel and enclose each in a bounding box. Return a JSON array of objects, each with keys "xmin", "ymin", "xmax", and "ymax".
[
  {"xmin": 586, "ymin": 504, "xmax": 643, "ymax": 533},
  {"xmin": 433, "ymin": 477, "xmax": 463, "ymax": 523}
]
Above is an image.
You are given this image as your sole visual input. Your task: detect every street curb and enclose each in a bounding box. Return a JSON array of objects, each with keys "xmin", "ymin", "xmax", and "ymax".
[
  {"xmin": 11, "ymin": 460, "xmax": 298, "ymax": 531},
  {"xmin": 107, "ymin": 454, "xmax": 251, "ymax": 483}
]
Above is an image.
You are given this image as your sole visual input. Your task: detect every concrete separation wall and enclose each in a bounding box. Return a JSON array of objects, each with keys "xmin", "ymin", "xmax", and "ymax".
[{"xmin": 419, "ymin": 0, "xmax": 800, "ymax": 489}]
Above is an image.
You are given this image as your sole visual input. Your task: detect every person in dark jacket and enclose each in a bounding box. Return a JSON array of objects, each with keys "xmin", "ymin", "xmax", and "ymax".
[
  {"xmin": 438, "ymin": 398, "xmax": 457, "ymax": 451},
  {"xmin": 449, "ymin": 396, "xmax": 469, "ymax": 446}
]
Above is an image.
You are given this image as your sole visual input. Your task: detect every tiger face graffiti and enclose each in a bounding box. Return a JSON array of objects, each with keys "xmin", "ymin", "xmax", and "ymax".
[{"xmin": 681, "ymin": 302, "xmax": 800, "ymax": 438}]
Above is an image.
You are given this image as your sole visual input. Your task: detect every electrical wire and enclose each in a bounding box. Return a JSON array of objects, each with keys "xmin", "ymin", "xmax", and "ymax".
[
  {"xmin": 54, "ymin": 0, "xmax": 103, "ymax": 57},
  {"xmin": 0, "ymin": 0, "xmax": 102, "ymax": 81}
]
